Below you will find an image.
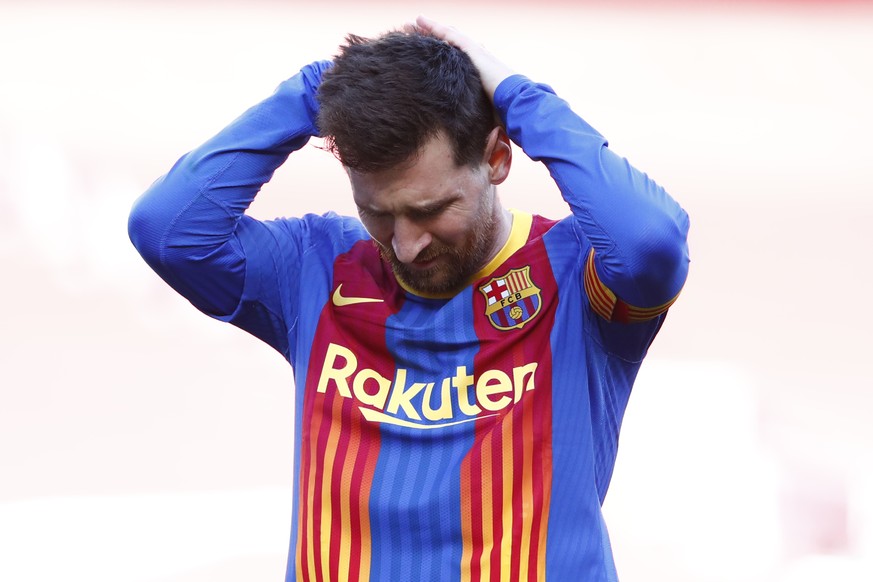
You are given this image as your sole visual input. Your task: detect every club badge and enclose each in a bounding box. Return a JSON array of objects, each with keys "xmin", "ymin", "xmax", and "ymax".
[{"xmin": 478, "ymin": 266, "xmax": 542, "ymax": 331}]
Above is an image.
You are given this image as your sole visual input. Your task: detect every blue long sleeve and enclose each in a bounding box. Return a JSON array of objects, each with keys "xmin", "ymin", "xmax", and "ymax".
[
  {"xmin": 128, "ymin": 61, "xmax": 332, "ymax": 318},
  {"xmin": 494, "ymin": 75, "xmax": 690, "ymax": 310}
]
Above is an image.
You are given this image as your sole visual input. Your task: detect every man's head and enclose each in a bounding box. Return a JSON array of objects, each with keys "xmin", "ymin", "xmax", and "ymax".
[
  {"xmin": 317, "ymin": 29, "xmax": 512, "ymax": 296},
  {"xmin": 316, "ymin": 29, "xmax": 495, "ymax": 172}
]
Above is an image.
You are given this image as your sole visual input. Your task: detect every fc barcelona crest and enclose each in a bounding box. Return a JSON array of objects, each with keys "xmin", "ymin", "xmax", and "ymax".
[{"xmin": 478, "ymin": 266, "xmax": 542, "ymax": 331}]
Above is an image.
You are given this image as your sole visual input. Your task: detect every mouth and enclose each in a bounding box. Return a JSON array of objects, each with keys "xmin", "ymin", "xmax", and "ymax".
[
  {"xmin": 410, "ymin": 252, "xmax": 445, "ymax": 270},
  {"xmin": 408, "ymin": 258, "xmax": 437, "ymax": 271}
]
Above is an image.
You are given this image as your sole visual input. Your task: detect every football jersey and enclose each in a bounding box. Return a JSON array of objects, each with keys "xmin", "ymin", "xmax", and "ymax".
[{"xmin": 129, "ymin": 61, "xmax": 690, "ymax": 582}]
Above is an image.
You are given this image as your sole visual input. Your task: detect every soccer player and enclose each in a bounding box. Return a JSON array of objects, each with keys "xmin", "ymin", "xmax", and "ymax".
[{"xmin": 128, "ymin": 16, "xmax": 690, "ymax": 581}]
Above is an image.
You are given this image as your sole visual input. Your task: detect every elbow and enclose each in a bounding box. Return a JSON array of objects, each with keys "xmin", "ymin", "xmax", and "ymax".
[
  {"xmin": 633, "ymin": 208, "xmax": 691, "ymax": 305},
  {"xmin": 127, "ymin": 184, "xmax": 168, "ymax": 269},
  {"xmin": 599, "ymin": 206, "xmax": 690, "ymax": 308}
]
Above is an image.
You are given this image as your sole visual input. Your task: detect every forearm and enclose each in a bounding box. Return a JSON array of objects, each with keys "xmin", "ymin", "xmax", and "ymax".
[
  {"xmin": 128, "ymin": 61, "xmax": 330, "ymax": 314},
  {"xmin": 495, "ymin": 75, "xmax": 690, "ymax": 310}
]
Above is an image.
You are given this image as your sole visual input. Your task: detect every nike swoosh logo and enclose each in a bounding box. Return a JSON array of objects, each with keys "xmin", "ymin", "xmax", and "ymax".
[{"xmin": 332, "ymin": 284, "xmax": 385, "ymax": 307}]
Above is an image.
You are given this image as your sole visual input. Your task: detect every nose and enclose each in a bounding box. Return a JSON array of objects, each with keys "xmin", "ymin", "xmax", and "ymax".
[{"xmin": 391, "ymin": 216, "xmax": 432, "ymax": 264}]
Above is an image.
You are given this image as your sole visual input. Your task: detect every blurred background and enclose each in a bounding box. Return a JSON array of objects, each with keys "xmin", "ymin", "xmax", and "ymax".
[{"xmin": 1, "ymin": 0, "xmax": 871, "ymax": 580}]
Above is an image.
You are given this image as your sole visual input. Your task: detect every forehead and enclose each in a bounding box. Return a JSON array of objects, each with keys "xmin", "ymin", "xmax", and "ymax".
[{"xmin": 349, "ymin": 133, "xmax": 477, "ymax": 210}]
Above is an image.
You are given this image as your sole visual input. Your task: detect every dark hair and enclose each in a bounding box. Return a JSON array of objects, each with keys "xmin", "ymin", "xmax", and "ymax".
[{"xmin": 316, "ymin": 29, "xmax": 495, "ymax": 172}]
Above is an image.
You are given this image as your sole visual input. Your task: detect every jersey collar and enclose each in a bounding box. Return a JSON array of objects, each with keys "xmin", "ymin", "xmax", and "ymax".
[{"xmin": 396, "ymin": 209, "xmax": 533, "ymax": 299}]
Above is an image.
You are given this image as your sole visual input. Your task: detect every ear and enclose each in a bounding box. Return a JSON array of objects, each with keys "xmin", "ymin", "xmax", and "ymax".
[{"xmin": 483, "ymin": 126, "xmax": 512, "ymax": 185}]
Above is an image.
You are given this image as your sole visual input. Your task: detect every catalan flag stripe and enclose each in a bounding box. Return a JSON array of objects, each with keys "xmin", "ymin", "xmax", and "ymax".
[
  {"xmin": 583, "ymin": 251, "xmax": 616, "ymax": 320},
  {"xmin": 458, "ymin": 365, "xmax": 555, "ymax": 582},
  {"xmin": 299, "ymin": 375, "xmax": 383, "ymax": 582},
  {"xmin": 584, "ymin": 250, "xmax": 679, "ymax": 322},
  {"xmin": 507, "ymin": 272, "xmax": 518, "ymax": 293},
  {"xmin": 507, "ymin": 269, "xmax": 531, "ymax": 294}
]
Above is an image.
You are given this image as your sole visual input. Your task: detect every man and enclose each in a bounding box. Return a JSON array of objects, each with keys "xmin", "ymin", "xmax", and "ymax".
[{"xmin": 129, "ymin": 16, "xmax": 689, "ymax": 582}]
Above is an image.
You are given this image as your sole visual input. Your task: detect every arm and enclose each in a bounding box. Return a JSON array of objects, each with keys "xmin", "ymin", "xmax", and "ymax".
[
  {"xmin": 495, "ymin": 75, "xmax": 690, "ymax": 321},
  {"xmin": 128, "ymin": 61, "xmax": 331, "ymax": 320},
  {"xmin": 416, "ymin": 17, "xmax": 689, "ymax": 321}
]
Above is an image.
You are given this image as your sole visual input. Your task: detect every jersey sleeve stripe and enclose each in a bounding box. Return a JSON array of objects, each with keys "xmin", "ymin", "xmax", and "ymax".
[
  {"xmin": 583, "ymin": 264, "xmax": 611, "ymax": 311},
  {"xmin": 582, "ymin": 262, "xmax": 612, "ymax": 314},
  {"xmin": 583, "ymin": 250, "xmax": 679, "ymax": 323},
  {"xmin": 583, "ymin": 250, "xmax": 618, "ymax": 320}
]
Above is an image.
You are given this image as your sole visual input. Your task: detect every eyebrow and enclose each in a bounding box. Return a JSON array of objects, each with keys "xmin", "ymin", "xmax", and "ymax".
[
  {"xmin": 358, "ymin": 195, "xmax": 461, "ymax": 217},
  {"xmin": 408, "ymin": 195, "xmax": 461, "ymax": 215}
]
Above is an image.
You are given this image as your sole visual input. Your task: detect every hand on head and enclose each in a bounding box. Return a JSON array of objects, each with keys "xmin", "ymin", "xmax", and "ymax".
[{"xmin": 413, "ymin": 15, "xmax": 516, "ymax": 100}]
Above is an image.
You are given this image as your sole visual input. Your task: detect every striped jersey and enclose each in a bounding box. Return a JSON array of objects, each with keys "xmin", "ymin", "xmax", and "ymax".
[{"xmin": 129, "ymin": 61, "xmax": 690, "ymax": 581}]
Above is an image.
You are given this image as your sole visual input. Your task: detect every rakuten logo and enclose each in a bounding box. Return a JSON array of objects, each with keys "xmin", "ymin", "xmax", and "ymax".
[{"xmin": 316, "ymin": 343, "xmax": 538, "ymax": 429}]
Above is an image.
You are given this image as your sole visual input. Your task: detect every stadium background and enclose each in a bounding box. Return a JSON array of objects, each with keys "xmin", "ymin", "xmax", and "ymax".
[{"xmin": 1, "ymin": 0, "xmax": 871, "ymax": 580}]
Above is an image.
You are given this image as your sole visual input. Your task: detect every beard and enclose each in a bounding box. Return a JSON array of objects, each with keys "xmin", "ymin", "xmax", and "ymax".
[{"xmin": 376, "ymin": 200, "xmax": 499, "ymax": 296}]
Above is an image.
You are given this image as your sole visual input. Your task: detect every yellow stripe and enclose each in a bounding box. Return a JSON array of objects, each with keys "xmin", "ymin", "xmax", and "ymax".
[
  {"xmin": 499, "ymin": 413, "xmax": 515, "ymax": 581},
  {"xmin": 460, "ymin": 458, "xmax": 473, "ymax": 582},
  {"xmin": 337, "ymin": 406, "xmax": 360, "ymax": 581},
  {"xmin": 518, "ymin": 399, "xmax": 534, "ymax": 580},
  {"xmin": 479, "ymin": 431, "xmax": 495, "ymax": 581},
  {"xmin": 359, "ymin": 406, "xmax": 496, "ymax": 429},
  {"xmin": 626, "ymin": 295, "xmax": 678, "ymax": 316},
  {"xmin": 295, "ymin": 477, "xmax": 306, "ymax": 580},
  {"xmin": 536, "ymin": 444, "xmax": 552, "ymax": 581},
  {"xmin": 338, "ymin": 490, "xmax": 352, "ymax": 581},
  {"xmin": 358, "ymin": 436, "xmax": 379, "ymax": 581},
  {"xmin": 319, "ymin": 397, "xmax": 343, "ymax": 581}
]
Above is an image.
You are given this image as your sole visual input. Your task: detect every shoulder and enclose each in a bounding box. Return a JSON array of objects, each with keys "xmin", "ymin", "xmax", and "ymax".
[{"xmin": 260, "ymin": 211, "xmax": 369, "ymax": 246}]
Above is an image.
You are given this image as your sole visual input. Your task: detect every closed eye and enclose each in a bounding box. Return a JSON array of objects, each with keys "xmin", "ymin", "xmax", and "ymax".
[
  {"xmin": 407, "ymin": 198, "xmax": 457, "ymax": 220},
  {"xmin": 407, "ymin": 207, "xmax": 442, "ymax": 220},
  {"xmin": 358, "ymin": 206, "xmax": 390, "ymax": 220}
]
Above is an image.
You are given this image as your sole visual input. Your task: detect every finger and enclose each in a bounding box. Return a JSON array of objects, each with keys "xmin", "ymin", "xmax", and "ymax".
[
  {"xmin": 415, "ymin": 15, "xmax": 467, "ymax": 47},
  {"xmin": 415, "ymin": 15, "xmax": 438, "ymax": 34}
]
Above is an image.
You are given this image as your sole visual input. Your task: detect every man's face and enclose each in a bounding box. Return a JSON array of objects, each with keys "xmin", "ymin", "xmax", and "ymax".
[{"xmin": 348, "ymin": 132, "xmax": 508, "ymax": 296}]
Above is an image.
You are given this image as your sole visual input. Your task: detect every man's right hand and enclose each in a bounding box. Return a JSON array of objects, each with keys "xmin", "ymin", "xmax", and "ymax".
[{"xmin": 414, "ymin": 16, "xmax": 516, "ymax": 102}]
